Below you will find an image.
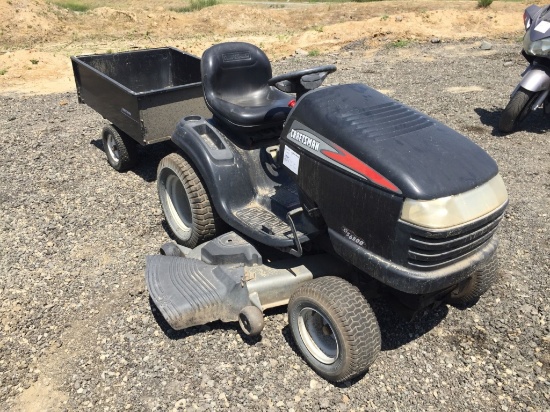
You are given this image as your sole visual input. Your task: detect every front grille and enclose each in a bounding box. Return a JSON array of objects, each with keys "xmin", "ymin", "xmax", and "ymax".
[{"xmin": 406, "ymin": 209, "xmax": 505, "ymax": 269}]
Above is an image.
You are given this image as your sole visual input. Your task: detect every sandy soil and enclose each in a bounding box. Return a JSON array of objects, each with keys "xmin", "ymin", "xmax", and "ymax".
[{"xmin": 0, "ymin": 0, "xmax": 527, "ymax": 95}]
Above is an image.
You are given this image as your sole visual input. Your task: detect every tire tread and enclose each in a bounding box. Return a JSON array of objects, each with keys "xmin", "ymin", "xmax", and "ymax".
[
  {"xmin": 289, "ymin": 276, "xmax": 381, "ymax": 382},
  {"xmin": 447, "ymin": 252, "xmax": 498, "ymax": 306},
  {"xmin": 157, "ymin": 153, "xmax": 221, "ymax": 247},
  {"xmin": 102, "ymin": 125, "xmax": 138, "ymax": 171},
  {"xmin": 499, "ymin": 88, "xmax": 536, "ymax": 133}
]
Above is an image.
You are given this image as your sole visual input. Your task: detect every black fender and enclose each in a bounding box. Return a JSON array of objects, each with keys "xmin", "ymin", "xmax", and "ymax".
[
  {"xmin": 170, "ymin": 116, "xmax": 255, "ymax": 221},
  {"xmin": 169, "ymin": 116, "xmax": 302, "ymax": 248}
]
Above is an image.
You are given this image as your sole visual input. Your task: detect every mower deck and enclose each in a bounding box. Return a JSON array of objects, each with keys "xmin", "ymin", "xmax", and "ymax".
[{"xmin": 146, "ymin": 232, "xmax": 349, "ymax": 332}]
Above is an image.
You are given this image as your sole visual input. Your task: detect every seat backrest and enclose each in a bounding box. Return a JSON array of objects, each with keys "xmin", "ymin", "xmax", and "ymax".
[{"xmin": 201, "ymin": 42, "xmax": 273, "ymax": 106}]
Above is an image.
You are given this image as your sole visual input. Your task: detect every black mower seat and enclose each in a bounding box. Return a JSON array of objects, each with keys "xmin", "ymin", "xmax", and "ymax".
[{"xmin": 201, "ymin": 42, "xmax": 293, "ymax": 132}]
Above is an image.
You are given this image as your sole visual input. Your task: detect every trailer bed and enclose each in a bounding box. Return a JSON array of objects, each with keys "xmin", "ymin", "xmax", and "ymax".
[{"xmin": 71, "ymin": 47, "xmax": 210, "ymax": 145}]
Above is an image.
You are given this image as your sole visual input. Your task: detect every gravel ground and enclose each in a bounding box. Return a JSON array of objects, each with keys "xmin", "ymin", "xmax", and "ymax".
[{"xmin": 0, "ymin": 40, "xmax": 548, "ymax": 411}]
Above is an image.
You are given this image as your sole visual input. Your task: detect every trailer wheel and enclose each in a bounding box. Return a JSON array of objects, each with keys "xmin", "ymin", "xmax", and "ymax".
[
  {"xmin": 157, "ymin": 153, "xmax": 219, "ymax": 248},
  {"xmin": 498, "ymin": 88, "xmax": 539, "ymax": 133},
  {"xmin": 102, "ymin": 125, "xmax": 138, "ymax": 171},
  {"xmin": 288, "ymin": 277, "xmax": 381, "ymax": 382},
  {"xmin": 446, "ymin": 252, "xmax": 498, "ymax": 307}
]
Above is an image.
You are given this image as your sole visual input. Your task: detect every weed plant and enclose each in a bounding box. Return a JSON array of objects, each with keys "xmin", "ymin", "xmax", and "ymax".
[
  {"xmin": 477, "ymin": 0, "xmax": 493, "ymax": 8},
  {"xmin": 171, "ymin": 0, "xmax": 219, "ymax": 13},
  {"xmin": 53, "ymin": 1, "xmax": 91, "ymax": 12}
]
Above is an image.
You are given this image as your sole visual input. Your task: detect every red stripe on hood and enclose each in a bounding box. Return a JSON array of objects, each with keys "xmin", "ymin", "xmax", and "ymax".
[{"xmin": 321, "ymin": 146, "xmax": 400, "ymax": 193}]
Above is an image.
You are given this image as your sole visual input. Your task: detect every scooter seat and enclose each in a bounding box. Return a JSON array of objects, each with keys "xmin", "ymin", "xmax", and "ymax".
[{"xmin": 201, "ymin": 42, "xmax": 293, "ymax": 132}]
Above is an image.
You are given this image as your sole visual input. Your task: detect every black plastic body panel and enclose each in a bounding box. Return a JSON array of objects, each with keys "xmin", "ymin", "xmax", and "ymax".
[
  {"xmin": 71, "ymin": 47, "xmax": 210, "ymax": 145},
  {"xmin": 171, "ymin": 117, "xmax": 314, "ymax": 248},
  {"xmin": 329, "ymin": 228, "xmax": 499, "ymax": 294},
  {"xmin": 289, "ymin": 148, "xmax": 404, "ymax": 260},
  {"xmin": 283, "ymin": 84, "xmax": 498, "ymax": 200}
]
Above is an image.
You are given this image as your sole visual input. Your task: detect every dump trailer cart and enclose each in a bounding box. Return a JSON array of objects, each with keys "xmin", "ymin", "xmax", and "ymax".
[{"xmin": 71, "ymin": 47, "xmax": 210, "ymax": 170}]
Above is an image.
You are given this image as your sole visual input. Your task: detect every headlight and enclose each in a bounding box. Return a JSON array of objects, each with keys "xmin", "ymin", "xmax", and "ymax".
[
  {"xmin": 524, "ymin": 34, "xmax": 550, "ymax": 56},
  {"xmin": 401, "ymin": 174, "xmax": 508, "ymax": 229}
]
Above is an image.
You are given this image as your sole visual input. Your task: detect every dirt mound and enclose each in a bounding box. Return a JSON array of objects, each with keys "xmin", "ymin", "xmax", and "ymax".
[
  {"xmin": 0, "ymin": 0, "xmax": 68, "ymax": 46},
  {"xmin": 0, "ymin": 0, "xmax": 527, "ymax": 94}
]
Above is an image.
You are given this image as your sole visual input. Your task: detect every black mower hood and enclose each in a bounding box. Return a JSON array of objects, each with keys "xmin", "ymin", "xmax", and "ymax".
[{"xmin": 284, "ymin": 84, "xmax": 498, "ymax": 200}]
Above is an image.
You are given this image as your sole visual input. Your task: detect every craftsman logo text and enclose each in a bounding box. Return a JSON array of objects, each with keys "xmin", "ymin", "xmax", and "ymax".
[{"xmin": 289, "ymin": 129, "xmax": 320, "ymax": 151}]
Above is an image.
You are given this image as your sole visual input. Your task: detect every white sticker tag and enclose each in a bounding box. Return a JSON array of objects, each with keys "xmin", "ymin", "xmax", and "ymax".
[
  {"xmin": 534, "ymin": 21, "xmax": 550, "ymax": 33},
  {"xmin": 283, "ymin": 145, "xmax": 300, "ymax": 175}
]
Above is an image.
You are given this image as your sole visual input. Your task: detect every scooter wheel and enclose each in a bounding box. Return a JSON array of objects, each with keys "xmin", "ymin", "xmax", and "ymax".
[
  {"xmin": 157, "ymin": 153, "xmax": 220, "ymax": 248},
  {"xmin": 101, "ymin": 125, "xmax": 138, "ymax": 171},
  {"xmin": 446, "ymin": 252, "xmax": 498, "ymax": 307},
  {"xmin": 498, "ymin": 88, "xmax": 539, "ymax": 133},
  {"xmin": 288, "ymin": 276, "xmax": 381, "ymax": 382}
]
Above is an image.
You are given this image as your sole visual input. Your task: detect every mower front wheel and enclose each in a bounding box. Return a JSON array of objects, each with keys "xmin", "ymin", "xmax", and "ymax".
[
  {"xmin": 446, "ymin": 252, "xmax": 498, "ymax": 307},
  {"xmin": 288, "ymin": 276, "xmax": 381, "ymax": 382},
  {"xmin": 157, "ymin": 153, "xmax": 219, "ymax": 248}
]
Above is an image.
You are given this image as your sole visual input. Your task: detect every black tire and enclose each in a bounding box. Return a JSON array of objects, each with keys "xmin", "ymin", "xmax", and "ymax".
[
  {"xmin": 288, "ymin": 276, "xmax": 381, "ymax": 382},
  {"xmin": 101, "ymin": 125, "xmax": 138, "ymax": 171},
  {"xmin": 157, "ymin": 153, "xmax": 219, "ymax": 248},
  {"xmin": 159, "ymin": 242, "xmax": 184, "ymax": 257},
  {"xmin": 238, "ymin": 306, "xmax": 265, "ymax": 336},
  {"xmin": 499, "ymin": 88, "xmax": 539, "ymax": 133},
  {"xmin": 446, "ymin": 252, "xmax": 498, "ymax": 307}
]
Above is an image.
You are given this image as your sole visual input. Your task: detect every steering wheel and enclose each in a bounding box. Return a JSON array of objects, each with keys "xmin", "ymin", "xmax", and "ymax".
[
  {"xmin": 268, "ymin": 65, "xmax": 337, "ymax": 99},
  {"xmin": 267, "ymin": 65, "xmax": 337, "ymax": 87}
]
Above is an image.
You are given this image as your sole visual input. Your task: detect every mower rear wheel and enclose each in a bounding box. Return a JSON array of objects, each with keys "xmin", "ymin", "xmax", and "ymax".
[
  {"xmin": 157, "ymin": 153, "xmax": 219, "ymax": 248},
  {"xmin": 288, "ymin": 276, "xmax": 381, "ymax": 382},
  {"xmin": 446, "ymin": 252, "xmax": 498, "ymax": 307},
  {"xmin": 101, "ymin": 125, "xmax": 138, "ymax": 171}
]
